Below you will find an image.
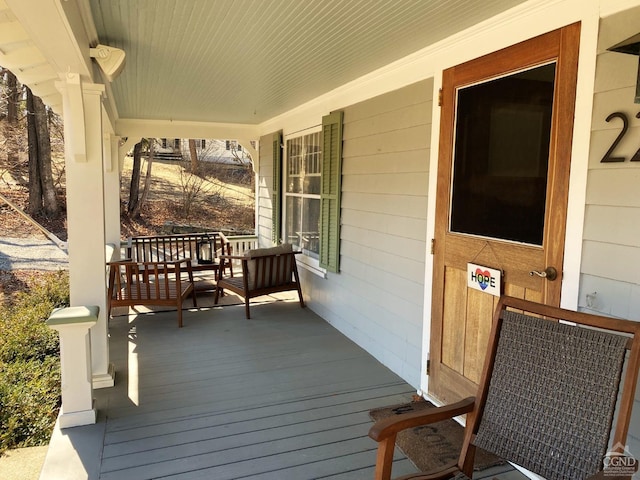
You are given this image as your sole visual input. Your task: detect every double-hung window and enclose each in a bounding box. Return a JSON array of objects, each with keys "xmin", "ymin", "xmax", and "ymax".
[
  {"xmin": 279, "ymin": 111, "xmax": 343, "ymax": 273},
  {"xmin": 285, "ymin": 131, "xmax": 322, "ymax": 259}
]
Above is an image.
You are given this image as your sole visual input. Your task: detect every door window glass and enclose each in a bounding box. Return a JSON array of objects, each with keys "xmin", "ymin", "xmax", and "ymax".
[{"xmin": 450, "ymin": 63, "xmax": 556, "ymax": 245}]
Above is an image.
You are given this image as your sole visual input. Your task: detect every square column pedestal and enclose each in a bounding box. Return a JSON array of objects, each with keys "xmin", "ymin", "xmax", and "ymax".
[{"xmin": 47, "ymin": 306, "xmax": 99, "ymax": 428}]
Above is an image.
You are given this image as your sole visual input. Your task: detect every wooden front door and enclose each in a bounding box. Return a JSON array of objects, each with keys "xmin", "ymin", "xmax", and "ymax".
[{"xmin": 429, "ymin": 24, "xmax": 580, "ymax": 403}]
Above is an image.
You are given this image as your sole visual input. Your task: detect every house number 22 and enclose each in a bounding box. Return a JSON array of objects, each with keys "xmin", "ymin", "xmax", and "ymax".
[{"xmin": 600, "ymin": 111, "xmax": 640, "ymax": 163}]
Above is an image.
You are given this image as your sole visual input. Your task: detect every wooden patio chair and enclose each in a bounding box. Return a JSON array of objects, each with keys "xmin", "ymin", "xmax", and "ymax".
[
  {"xmin": 214, "ymin": 243, "xmax": 305, "ymax": 319},
  {"xmin": 369, "ymin": 296, "xmax": 640, "ymax": 480}
]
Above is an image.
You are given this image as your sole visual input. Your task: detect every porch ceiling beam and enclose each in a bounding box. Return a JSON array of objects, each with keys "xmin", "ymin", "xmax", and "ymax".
[
  {"xmin": 0, "ymin": 18, "xmax": 29, "ymax": 44},
  {"xmin": 12, "ymin": 64, "xmax": 58, "ymax": 85},
  {"xmin": 5, "ymin": 0, "xmax": 91, "ymax": 80},
  {"xmin": 0, "ymin": 45, "xmax": 45, "ymax": 70},
  {"xmin": 116, "ymin": 118, "xmax": 259, "ymax": 159},
  {"xmin": 2, "ymin": 0, "xmax": 95, "ymax": 116},
  {"xmin": 116, "ymin": 118, "xmax": 259, "ymax": 140}
]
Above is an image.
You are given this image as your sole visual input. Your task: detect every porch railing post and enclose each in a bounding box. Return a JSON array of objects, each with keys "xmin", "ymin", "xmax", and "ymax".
[{"xmin": 46, "ymin": 305, "xmax": 99, "ymax": 428}]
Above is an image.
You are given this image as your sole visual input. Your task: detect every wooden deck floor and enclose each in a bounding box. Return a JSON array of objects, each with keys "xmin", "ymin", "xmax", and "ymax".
[{"xmin": 41, "ymin": 294, "xmax": 526, "ymax": 479}]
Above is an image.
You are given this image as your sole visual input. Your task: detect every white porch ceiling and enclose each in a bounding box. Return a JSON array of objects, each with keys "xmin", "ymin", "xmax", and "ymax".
[
  {"xmin": 89, "ymin": 0, "xmax": 528, "ymax": 125},
  {"xmin": 2, "ymin": 0, "xmax": 531, "ymax": 125}
]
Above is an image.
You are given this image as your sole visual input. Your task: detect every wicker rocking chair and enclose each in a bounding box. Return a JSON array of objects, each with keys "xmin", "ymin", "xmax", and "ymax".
[{"xmin": 369, "ymin": 296, "xmax": 640, "ymax": 480}]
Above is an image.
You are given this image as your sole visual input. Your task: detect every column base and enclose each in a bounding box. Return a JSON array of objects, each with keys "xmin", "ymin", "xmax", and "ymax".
[
  {"xmin": 92, "ymin": 363, "xmax": 115, "ymax": 389},
  {"xmin": 58, "ymin": 407, "xmax": 97, "ymax": 429}
]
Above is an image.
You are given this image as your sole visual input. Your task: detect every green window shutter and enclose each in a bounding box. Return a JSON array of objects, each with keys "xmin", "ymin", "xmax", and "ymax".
[
  {"xmin": 271, "ymin": 131, "xmax": 282, "ymax": 245},
  {"xmin": 319, "ymin": 111, "xmax": 343, "ymax": 272}
]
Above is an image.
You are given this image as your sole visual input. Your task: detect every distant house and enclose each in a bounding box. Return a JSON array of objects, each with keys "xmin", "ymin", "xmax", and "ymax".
[{"xmin": 154, "ymin": 138, "xmax": 252, "ymax": 164}]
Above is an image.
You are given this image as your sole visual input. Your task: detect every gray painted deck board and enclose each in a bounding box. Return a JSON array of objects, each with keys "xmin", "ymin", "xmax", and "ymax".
[
  {"xmin": 96, "ymin": 300, "xmax": 420, "ymax": 479},
  {"xmin": 75, "ymin": 297, "xmax": 522, "ymax": 479}
]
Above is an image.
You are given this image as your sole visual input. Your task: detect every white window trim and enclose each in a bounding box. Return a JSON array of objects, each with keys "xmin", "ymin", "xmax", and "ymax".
[
  {"xmin": 284, "ymin": 126, "xmax": 326, "ymax": 278},
  {"xmin": 296, "ymin": 254, "xmax": 326, "ymax": 278}
]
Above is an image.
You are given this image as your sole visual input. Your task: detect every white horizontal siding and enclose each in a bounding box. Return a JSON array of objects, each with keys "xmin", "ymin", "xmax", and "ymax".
[
  {"xmin": 341, "ymin": 172, "xmax": 429, "ymax": 198},
  {"xmin": 582, "ymin": 241, "xmax": 640, "ymax": 284},
  {"xmin": 303, "ymin": 268, "xmax": 423, "ymax": 385},
  {"xmin": 340, "ymin": 223, "xmax": 426, "ymax": 262},
  {"xmin": 579, "ymin": 274, "xmax": 640, "ymax": 321},
  {"xmin": 580, "ymin": 45, "xmax": 640, "ymax": 456},
  {"xmin": 586, "ymin": 168, "xmax": 640, "ymax": 207},
  {"xmin": 341, "ymin": 191, "xmax": 428, "ymax": 219},
  {"xmin": 342, "ymin": 149, "xmax": 428, "ymax": 175},
  {"xmin": 256, "ymin": 132, "xmax": 277, "ymax": 247},
  {"xmin": 302, "ymin": 79, "xmax": 433, "ymax": 389},
  {"xmin": 341, "ymin": 209, "xmax": 427, "ymax": 242},
  {"xmin": 583, "ymin": 205, "xmax": 640, "ymax": 247}
]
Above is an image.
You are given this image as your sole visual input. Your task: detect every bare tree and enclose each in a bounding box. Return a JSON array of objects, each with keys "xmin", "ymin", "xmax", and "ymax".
[
  {"xmin": 127, "ymin": 141, "xmax": 143, "ymax": 217},
  {"xmin": 178, "ymin": 158, "xmax": 218, "ymax": 218},
  {"xmin": 26, "ymin": 86, "xmax": 58, "ymax": 217},
  {"xmin": 127, "ymin": 138, "xmax": 157, "ymax": 219},
  {"xmin": 188, "ymin": 138, "xmax": 199, "ymax": 175},
  {"xmin": 229, "ymin": 143, "xmax": 249, "ymax": 165},
  {"xmin": 0, "ymin": 69, "xmax": 26, "ymax": 185},
  {"xmin": 130, "ymin": 139, "xmax": 155, "ymax": 219},
  {"xmin": 4, "ymin": 70, "xmax": 19, "ymax": 166},
  {"xmin": 26, "ymin": 90, "xmax": 41, "ymax": 211}
]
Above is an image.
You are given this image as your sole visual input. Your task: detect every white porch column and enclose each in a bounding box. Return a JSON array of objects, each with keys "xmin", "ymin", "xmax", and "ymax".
[
  {"xmin": 104, "ymin": 132, "xmax": 121, "ymax": 260},
  {"xmin": 57, "ymin": 74, "xmax": 115, "ymax": 389}
]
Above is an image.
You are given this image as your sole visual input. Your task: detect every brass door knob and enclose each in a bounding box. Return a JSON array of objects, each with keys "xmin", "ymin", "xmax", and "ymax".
[{"xmin": 529, "ymin": 267, "xmax": 558, "ymax": 281}]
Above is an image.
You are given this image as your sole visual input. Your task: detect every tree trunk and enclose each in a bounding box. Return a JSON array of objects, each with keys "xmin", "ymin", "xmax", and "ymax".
[
  {"xmin": 26, "ymin": 88, "xmax": 59, "ymax": 217},
  {"xmin": 6, "ymin": 71, "xmax": 19, "ymax": 165},
  {"xmin": 33, "ymin": 94, "xmax": 58, "ymax": 217},
  {"xmin": 131, "ymin": 141, "xmax": 154, "ymax": 219},
  {"xmin": 26, "ymin": 88, "xmax": 42, "ymax": 215},
  {"xmin": 127, "ymin": 142, "xmax": 143, "ymax": 217},
  {"xmin": 189, "ymin": 139, "xmax": 199, "ymax": 175}
]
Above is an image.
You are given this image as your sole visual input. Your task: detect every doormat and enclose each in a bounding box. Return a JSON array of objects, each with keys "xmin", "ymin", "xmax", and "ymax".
[{"xmin": 369, "ymin": 400, "xmax": 505, "ymax": 473}]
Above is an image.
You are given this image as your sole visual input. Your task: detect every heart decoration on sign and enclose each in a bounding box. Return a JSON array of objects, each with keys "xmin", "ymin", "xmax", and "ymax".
[{"xmin": 476, "ymin": 268, "xmax": 491, "ymax": 290}]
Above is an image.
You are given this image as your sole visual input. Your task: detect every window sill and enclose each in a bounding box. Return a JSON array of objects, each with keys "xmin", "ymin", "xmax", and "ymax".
[{"xmin": 296, "ymin": 255, "xmax": 326, "ymax": 278}]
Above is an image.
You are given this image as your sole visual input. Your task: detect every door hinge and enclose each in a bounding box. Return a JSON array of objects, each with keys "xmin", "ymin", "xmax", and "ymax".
[
  {"xmin": 430, "ymin": 238, "xmax": 435, "ymax": 255},
  {"xmin": 426, "ymin": 359, "xmax": 431, "ymax": 376},
  {"xmin": 438, "ymin": 88, "xmax": 443, "ymax": 107}
]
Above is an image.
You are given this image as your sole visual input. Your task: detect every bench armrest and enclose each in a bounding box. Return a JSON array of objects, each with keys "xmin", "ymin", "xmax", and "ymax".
[
  {"xmin": 107, "ymin": 258, "xmax": 132, "ymax": 265},
  {"xmin": 219, "ymin": 251, "xmax": 303, "ymax": 260},
  {"xmin": 219, "ymin": 254, "xmax": 250, "ymax": 260}
]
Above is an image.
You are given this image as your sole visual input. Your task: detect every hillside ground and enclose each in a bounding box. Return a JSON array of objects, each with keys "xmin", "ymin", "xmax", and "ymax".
[{"xmin": 0, "ymin": 155, "xmax": 256, "ymax": 300}]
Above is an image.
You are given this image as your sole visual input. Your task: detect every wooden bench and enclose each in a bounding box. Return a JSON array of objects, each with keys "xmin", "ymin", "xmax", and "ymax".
[
  {"xmin": 126, "ymin": 233, "xmax": 232, "ymax": 292},
  {"xmin": 214, "ymin": 244, "xmax": 305, "ymax": 319},
  {"xmin": 107, "ymin": 259, "xmax": 197, "ymax": 327}
]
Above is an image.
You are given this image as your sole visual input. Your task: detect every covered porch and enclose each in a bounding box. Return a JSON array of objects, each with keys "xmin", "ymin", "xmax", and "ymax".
[
  {"xmin": 2, "ymin": 0, "xmax": 640, "ymax": 476},
  {"xmin": 40, "ymin": 297, "xmax": 519, "ymax": 479}
]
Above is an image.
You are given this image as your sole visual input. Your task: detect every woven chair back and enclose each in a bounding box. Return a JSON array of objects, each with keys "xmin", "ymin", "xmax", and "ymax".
[{"xmin": 474, "ymin": 309, "xmax": 629, "ymax": 480}]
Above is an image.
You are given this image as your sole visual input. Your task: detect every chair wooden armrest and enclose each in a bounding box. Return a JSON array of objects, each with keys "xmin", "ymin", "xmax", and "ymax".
[
  {"xmin": 107, "ymin": 258, "xmax": 192, "ymax": 267},
  {"xmin": 368, "ymin": 397, "xmax": 475, "ymax": 480},
  {"xmin": 168, "ymin": 257, "xmax": 194, "ymax": 270},
  {"xmin": 369, "ymin": 397, "xmax": 475, "ymax": 441}
]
